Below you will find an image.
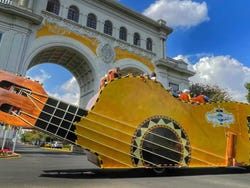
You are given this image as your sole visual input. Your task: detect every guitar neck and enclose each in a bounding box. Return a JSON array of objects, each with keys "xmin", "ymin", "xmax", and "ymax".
[{"xmin": 34, "ymin": 97, "xmax": 88, "ymax": 143}]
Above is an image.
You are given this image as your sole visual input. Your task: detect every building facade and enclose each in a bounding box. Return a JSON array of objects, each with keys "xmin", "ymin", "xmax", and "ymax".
[{"xmin": 0, "ymin": 0, "xmax": 194, "ymax": 107}]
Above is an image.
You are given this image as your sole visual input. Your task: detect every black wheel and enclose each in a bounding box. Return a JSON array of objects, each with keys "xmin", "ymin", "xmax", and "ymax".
[{"xmin": 152, "ymin": 167, "xmax": 166, "ymax": 174}]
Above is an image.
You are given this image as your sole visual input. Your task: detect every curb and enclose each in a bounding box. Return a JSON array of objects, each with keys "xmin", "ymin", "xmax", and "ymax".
[
  {"xmin": 0, "ymin": 153, "xmax": 21, "ymax": 159},
  {"xmin": 40, "ymin": 147, "xmax": 72, "ymax": 152}
]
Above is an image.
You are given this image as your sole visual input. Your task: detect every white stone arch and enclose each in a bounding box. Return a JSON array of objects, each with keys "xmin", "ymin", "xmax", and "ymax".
[
  {"xmin": 20, "ymin": 35, "xmax": 101, "ymax": 107},
  {"xmin": 114, "ymin": 58, "xmax": 152, "ymax": 76},
  {"xmin": 21, "ymin": 35, "xmax": 99, "ymax": 76}
]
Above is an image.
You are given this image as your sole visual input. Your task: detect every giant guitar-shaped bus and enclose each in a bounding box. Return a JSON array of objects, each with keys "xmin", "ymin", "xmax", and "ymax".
[{"xmin": 0, "ymin": 70, "xmax": 250, "ymax": 173}]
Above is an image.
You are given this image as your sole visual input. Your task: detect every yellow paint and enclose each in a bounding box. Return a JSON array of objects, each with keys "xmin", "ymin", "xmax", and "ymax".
[
  {"xmin": 36, "ymin": 22, "xmax": 155, "ymax": 71},
  {"xmin": 36, "ymin": 22, "xmax": 99, "ymax": 54},
  {"xmin": 76, "ymin": 77, "xmax": 250, "ymax": 169},
  {"xmin": 115, "ymin": 47, "xmax": 155, "ymax": 72}
]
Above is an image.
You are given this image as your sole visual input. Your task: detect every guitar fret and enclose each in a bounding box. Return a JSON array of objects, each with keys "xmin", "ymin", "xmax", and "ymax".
[
  {"xmin": 55, "ymin": 103, "xmax": 70, "ymax": 136},
  {"xmin": 35, "ymin": 97, "xmax": 87, "ymax": 143},
  {"xmin": 42, "ymin": 98, "xmax": 58, "ymax": 132},
  {"xmin": 57, "ymin": 102, "xmax": 76, "ymax": 141},
  {"xmin": 65, "ymin": 106, "xmax": 78, "ymax": 141},
  {"xmin": 54, "ymin": 101, "xmax": 69, "ymax": 136},
  {"xmin": 46, "ymin": 99, "xmax": 60, "ymax": 134}
]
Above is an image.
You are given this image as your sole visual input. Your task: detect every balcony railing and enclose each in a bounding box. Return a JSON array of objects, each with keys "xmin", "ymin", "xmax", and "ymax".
[
  {"xmin": 0, "ymin": 0, "xmax": 13, "ymax": 5},
  {"xmin": 0, "ymin": 0, "xmax": 33, "ymax": 10},
  {"xmin": 0, "ymin": 0, "xmax": 42, "ymax": 24}
]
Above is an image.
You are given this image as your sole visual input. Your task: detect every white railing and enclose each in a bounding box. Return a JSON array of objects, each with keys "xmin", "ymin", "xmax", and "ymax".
[{"xmin": 0, "ymin": 0, "xmax": 13, "ymax": 5}]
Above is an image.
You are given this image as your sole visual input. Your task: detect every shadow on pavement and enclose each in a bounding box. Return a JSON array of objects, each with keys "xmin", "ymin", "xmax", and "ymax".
[{"xmin": 40, "ymin": 167, "xmax": 250, "ymax": 179}]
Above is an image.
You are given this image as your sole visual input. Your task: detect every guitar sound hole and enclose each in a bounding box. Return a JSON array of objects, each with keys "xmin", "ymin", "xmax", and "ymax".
[{"xmin": 141, "ymin": 127, "xmax": 182, "ymax": 166}]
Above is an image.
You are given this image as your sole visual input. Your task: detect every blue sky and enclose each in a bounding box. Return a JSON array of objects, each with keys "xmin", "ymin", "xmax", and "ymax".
[
  {"xmin": 27, "ymin": 0, "xmax": 250, "ymax": 104},
  {"xmin": 120, "ymin": 0, "xmax": 250, "ymax": 64}
]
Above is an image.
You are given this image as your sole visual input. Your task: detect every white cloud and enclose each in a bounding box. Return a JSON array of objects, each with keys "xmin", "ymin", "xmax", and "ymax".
[
  {"xmin": 143, "ymin": 0, "xmax": 209, "ymax": 27},
  {"xmin": 29, "ymin": 69, "xmax": 51, "ymax": 84},
  {"xmin": 48, "ymin": 77, "xmax": 80, "ymax": 105},
  {"xmin": 27, "ymin": 68, "xmax": 80, "ymax": 105},
  {"xmin": 175, "ymin": 55, "xmax": 250, "ymax": 102}
]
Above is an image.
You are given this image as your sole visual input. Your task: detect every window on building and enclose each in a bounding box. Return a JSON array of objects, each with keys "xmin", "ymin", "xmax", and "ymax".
[
  {"xmin": 87, "ymin": 13, "xmax": 97, "ymax": 29},
  {"xmin": 146, "ymin": 38, "xmax": 153, "ymax": 51},
  {"xmin": 67, "ymin": 5, "xmax": 79, "ymax": 23},
  {"xmin": 104, "ymin": 20, "xmax": 113, "ymax": 36},
  {"xmin": 119, "ymin": 27, "xmax": 127, "ymax": 41},
  {"xmin": 169, "ymin": 82, "xmax": 179, "ymax": 92},
  {"xmin": 133, "ymin": 32, "xmax": 140, "ymax": 46},
  {"xmin": 46, "ymin": 0, "xmax": 60, "ymax": 15},
  {"xmin": 0, "ymin": 33, "xmax": 2, "ymax": 43}
]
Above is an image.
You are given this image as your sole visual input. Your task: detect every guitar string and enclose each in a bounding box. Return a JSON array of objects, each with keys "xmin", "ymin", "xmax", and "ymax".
[
  {"xmin": 20, "ymin": 91, "xmax": 222, "ymax": 166},
  {"xmin": 12, "ymin": 89, "xmax": 225, "ymax": 166},
  {"xmin": 24, "ymin": 90, "xmax": 225, "ymax": 164},
  {"xmin": 75, "ymin": 121, "xmax": 182, "ymax": 165},
  {"xmin": 18, "ymin": 110, "xmax": 185, "ymax": 167},
  {"xmin": 27, "ymin": 91, "xmax": 225, "ymax": 161},
  {"xmin": 89, "ymin": 111, "xmax": 226, "ymax": 160},
  {"xmin": 13, "ymin": 80, "xmax": 225, "ymax": 161},
  {"xmin": 12, "ymin": 111, "xmax": 173, "ymax": 168},
  {"xmin": 11, "ymin": 111, "xmax": 134, "ymax": 167},
  {"xmin": 24, "ymin": 92, "xmax": 80, "ymax": 139},
  {"xmin": 26, "ymin": 94, "xmax": 42, "ymax": 111},
  {"xmin": 76, "ymin": 123, "xmax": 182, "ymax": 167},
  {"xmin": 18, "ymin": 108, "xmax": 218, "ymax": 167},
  {"xmin": 83, "ymin": 117, "xmax": 183, "ymax": 156},
  {"xmin": 77, "ymin": 117, "xmax": 217, "ymax": 166},
  {"xmin": 17, "ymin": 110, "xmax": 219, "ymax": 167}
]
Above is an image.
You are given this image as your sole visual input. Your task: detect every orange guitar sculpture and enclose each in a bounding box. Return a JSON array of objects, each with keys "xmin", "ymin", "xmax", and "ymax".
[{"xmin": 1, "ymin": 70, "xmax": 250, "ymax": 173}]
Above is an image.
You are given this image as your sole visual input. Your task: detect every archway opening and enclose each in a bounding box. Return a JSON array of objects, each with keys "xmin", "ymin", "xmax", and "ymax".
[
  {"xmin": 26, "ymin": 46, "xmax": 96, "ymax": 107},
  {"xmin": 120, "ymin": 67, "xmax": 144, "ymax": 76},
  {"xmin": 26, "ymin": 63, "xmax": 80, "ymax": 105}
]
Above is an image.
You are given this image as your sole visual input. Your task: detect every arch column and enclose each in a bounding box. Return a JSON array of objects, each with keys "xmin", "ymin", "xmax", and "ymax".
[
  {"xmin": 27, "ymin": 0, "xmax": 33, "ymax": 9},
  {"xmin": 159, "ymin": 31, "xmax": 167, "ymax": 59},
  {"xmin": 17, "ymin": 0, "xmax": 27, "ymax": 8},
  {"xmin": 16, "ymin": 0, "xmax": 33, "ymax": 10}
]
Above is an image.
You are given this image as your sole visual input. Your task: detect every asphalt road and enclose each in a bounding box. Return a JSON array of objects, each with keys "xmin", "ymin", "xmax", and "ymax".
[{"xmin": 0, "ymin": 143, "xmax": 250, "ymax": 188}]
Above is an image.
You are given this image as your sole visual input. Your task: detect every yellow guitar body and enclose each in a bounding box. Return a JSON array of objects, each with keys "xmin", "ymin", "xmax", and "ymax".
[
  {"xmin": 77, "ymin": 76, "xmax": 250, "ymax": 169},
  {"xmin": 0, "ymin": 70, "xmax": 250, "ymax": 171}
]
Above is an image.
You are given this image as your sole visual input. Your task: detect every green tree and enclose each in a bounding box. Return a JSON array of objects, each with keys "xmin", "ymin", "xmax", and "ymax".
[
  {"xmin": 244, "ymin": 83, "xmax": 250, "ymax": 103},
  {"xmin": 21, "ymin": 130, "xmax": 48, "ymax": 144},
  {"xmin": 189, "ymin": 83, "xmax": 231, "ymax": 102}
]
